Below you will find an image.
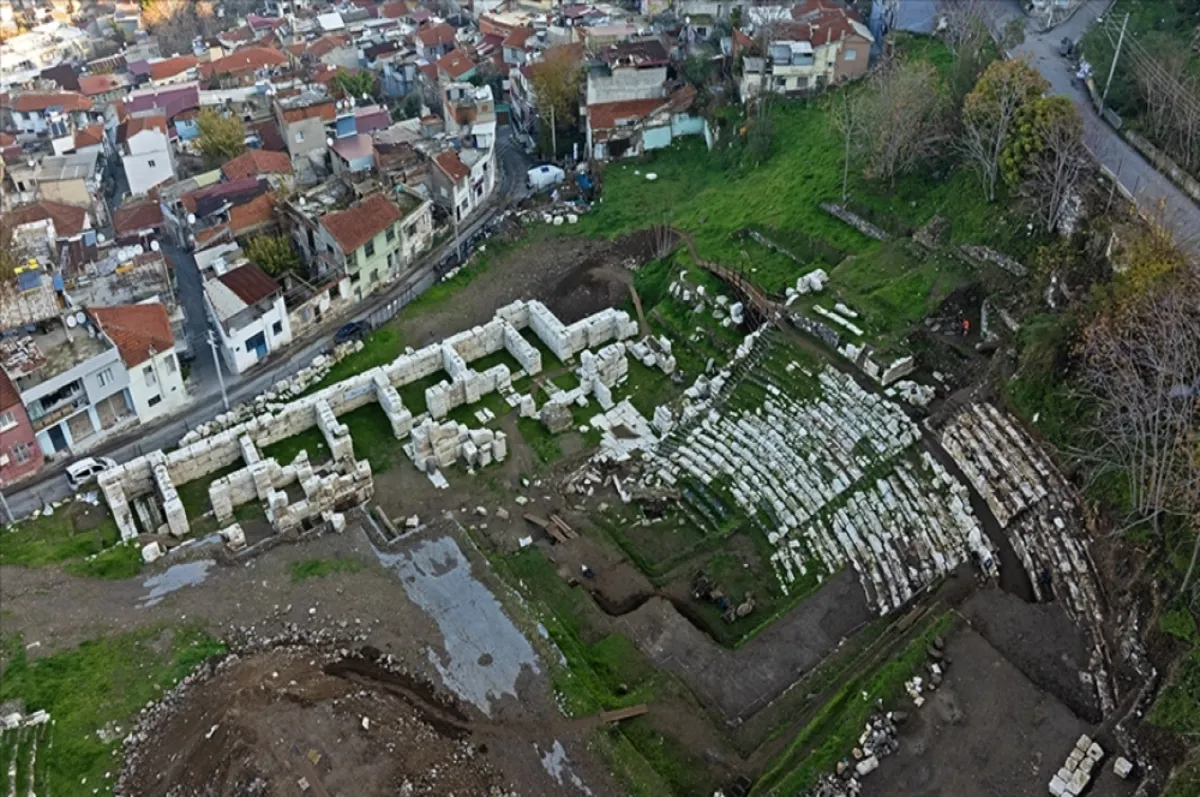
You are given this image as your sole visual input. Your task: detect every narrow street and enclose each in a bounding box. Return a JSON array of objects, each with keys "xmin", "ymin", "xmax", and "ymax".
[{"xmin": 3, "ymin": 139, "xmax": 534, "ymax": 520}]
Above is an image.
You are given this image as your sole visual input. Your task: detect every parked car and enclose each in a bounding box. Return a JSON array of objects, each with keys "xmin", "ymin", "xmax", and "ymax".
[
  {"xmin": 334, "ymin": 321, "xmax": 370, "ymax": 344},
  {"xmin": 66, "ymin": 457, "xmax": 118, "ymax": 489}
]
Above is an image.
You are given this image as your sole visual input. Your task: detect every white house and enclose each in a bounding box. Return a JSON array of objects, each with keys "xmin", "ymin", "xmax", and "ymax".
[
  {"xmin": 118, "ymin": 110, "xmax": 176, "ymax": 198},
  {"xmin": 203, "ymin": 262, "xmax": 293, "ymax": 375},
  {"xmin": 88, "ymin": 303, "xmax": 187, "ymax": 424}
]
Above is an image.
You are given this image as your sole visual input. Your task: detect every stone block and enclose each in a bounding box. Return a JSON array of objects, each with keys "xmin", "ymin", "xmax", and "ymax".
[
  {"xmin": 141, "ymin": 541, "xmax": 162, "ymax": 564},
  {"xmin": 1112, "ymin": 757, "xmax": 1133, "ymax": 779}
]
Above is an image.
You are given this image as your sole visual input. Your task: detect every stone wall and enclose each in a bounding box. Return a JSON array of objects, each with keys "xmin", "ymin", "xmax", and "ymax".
[{"xmin": 99, "ymin": 299, "xmax": 639, "ymax": 541}]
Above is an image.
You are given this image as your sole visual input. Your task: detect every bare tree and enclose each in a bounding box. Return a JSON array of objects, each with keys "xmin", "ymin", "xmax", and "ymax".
[
  {"xmin": 936, "ymin": 0, "xmax": 998, "ymax": 58},
  {"xmin": 851, "ymin": 59, "xmax": 945, "ymax": 185},
  {"xmin": 959, "ymin": 59, "xmax": 1048, "ymax": 201},
  {"xmin": 1076, "ymin": 271, "xmax": 1200, "ymax": 595},
  {"xmin": 1130, "ymin": 46, "xmax": 1200, "ymax": 175},
  {"xmin": 1022, "ymin": 98, "xmax": 1091, "ymax": 233}
]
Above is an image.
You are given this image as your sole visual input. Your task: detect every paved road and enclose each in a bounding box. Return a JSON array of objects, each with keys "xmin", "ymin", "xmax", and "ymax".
[
  {"xmin": 1005, "ymin": 0, "xmax": 1200, "ymax": 250},
  {"xmin": 2, "ymin": 138, "xmax": 533, "ymax": 521},
  {"xmin": 876, "ymin": 0, "xmax": 1200, "ymax": 250}
]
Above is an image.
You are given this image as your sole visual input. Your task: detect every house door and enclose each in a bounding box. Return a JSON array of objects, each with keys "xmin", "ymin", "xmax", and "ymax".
[
  {"xmin": 247, "ymin": 331, "xmax": 268, "ymax": 360},
  {"xmin": 48, "ymin": 424, "xmax": 68, "ymax": 452}
]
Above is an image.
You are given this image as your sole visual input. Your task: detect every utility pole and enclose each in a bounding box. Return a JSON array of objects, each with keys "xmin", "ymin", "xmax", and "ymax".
[
  {"xmin": 0, "ymin": 488, "xmax": 12, "ymax": 525},
  {"xmin": 207, "ymin": 330, "xmax": 230, "ymax": 411},
  {"xmin": 550, "ymin": 104, "xmax": 557, "ymax": 160},
  {"xmin": 1101, "ymin": 13, "xmax": 1129, "ymax": 111}
]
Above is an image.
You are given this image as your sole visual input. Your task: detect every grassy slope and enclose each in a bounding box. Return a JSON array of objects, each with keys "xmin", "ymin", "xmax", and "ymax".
[
  {"xmin": 0, "ymin": 628, "xmax": 225, "ymax": 794},
  {"xmin": 0, "ymin": 508, "xmax": 141, "ymax": 580}
]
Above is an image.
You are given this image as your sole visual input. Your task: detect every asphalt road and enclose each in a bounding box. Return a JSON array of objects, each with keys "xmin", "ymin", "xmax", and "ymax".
[
  {"xmin": 2, "ymin": 136, "xmax": 533, "ymax": 521},
  {"xmin": 1005, "ymin": 0, "xmax": 1200, "ymax": 250}
]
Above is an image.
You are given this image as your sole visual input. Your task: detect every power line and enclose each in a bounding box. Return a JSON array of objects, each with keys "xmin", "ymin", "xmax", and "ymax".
[{"xmin": 1098, "ymin": 16, "xmax": 1200, "ymax": 117}]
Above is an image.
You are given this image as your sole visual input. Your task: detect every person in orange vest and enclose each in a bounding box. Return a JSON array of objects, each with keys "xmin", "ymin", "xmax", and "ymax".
[{"xmin": 961, "ymin": 318, "xmax": 970, "ymax": 337}]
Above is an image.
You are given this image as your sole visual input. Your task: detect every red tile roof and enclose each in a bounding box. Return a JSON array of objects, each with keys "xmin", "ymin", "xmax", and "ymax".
[
  {"xmin": 119, "ymin": 111, "xmax": 168, "ymax": 143},
  {"xmin": 320, "ymin": 194, "xmax": 402, "ymax": 254},
  {"xmin": 308, "ymin": 34, "xmax": 350, "ymax": 60},
  {"xmin": 217, "ymin": 263, "xmax": 280, "ymax": 305},
  {"xmin": 74, "ymin": 123, "xmax": 106, "ymax": 149},
  {"xmin": 228, "ymin": 193, "xmax": 276, "ymax": 235},
  {"xmin": 502, "ymin": 26, "xmax": 536, "ymax": 49},
  {"xmin": 380, "ymin": 0, "xmax": 409, "ymax": 18},
  {"xmin": 112, "ymin": 199, "xmax": 164, "ymax": 236},
  {"xmin": 11, "ymin": 91, "xmax": 93, "ymax": 113},
  {"xmin": 4, "ymin": 200, "xmax": 88, "ymax": 237},
  {"xmin": 417, "ymin": 22, "xmax": 456, "ymax": 48},
  {"xmin": 89, "ymin": 303, "xmax": 175, "ymax": 367},
  {"xmin": 588, "ymin": 97, "xmax": 665, "ymax": 131},
  {"xmin": 250, "ymin": 119, "xmax": 287, "ymax": 152},
  {"xmin": 149, "ymin": 55, "xmax": 198, "ymax": 81},
  {"xmin": 437, "ymin": 49, "xmax": 476, "ymax": 79},
  {"xmin": 0, "ymin": 367, "xmax": 21, "ymax": 411},
  {"xmin": 78, "ymin": 73, "xmax": 126, "ymax": 96},
  {"xmin": 433, "ymin": 149, "xmax": 469, "ymax": 182},
  {"xmin": 222, "ymin": 149, "xmax": 294, "ymax": 181},
  {"xmin": 200, "ymin": 46, "xmax": 289, "ymax": 79}
]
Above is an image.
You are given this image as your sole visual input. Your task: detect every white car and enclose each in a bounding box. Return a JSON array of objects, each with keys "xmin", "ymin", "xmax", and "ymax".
[{"xmin": 66, "ymin": 457, "xmax": 118, "ymax": 490}]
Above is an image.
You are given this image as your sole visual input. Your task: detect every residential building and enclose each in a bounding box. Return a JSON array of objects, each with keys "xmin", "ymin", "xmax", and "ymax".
[
  {"xmin": 442, "ymin": 82, "xmax": 495, "ymax": 131},
  {"xmin": 6, "ymin": 91, "xmax": 94, "ymax": 138},
  {"xmin": 331, "ymin": 134, "xmax": 376, "ymax": 176},
  {"xmin": 147, "ymin": 55, "xmax": 199, "ymax": 86},
  {"xmin": 289, "ymin": 189, "xmax": 432, "ymax": 302},
  {"xmin": 740, "ymin": 0, "xmax": 874, "ymax": 99},
  {"xmin": 77, "ymin": 73, "xmax": 130, "ymax": 105},
  {"xmin": 586, "ymin": 84, "xmax": 702, "ymax": 161},
  {"xmin": 199, "ymin": 46, "xmax": 290, "ymax": 88},
  {"xmin": 118, "ymin": 111, "xmax": 176, "ymax": 197},
  {"xmin": 501, "ymin": 26, "xmax": 536, "ymax": 70},
  {"xmin": 0, "ymin": 315, "xmax": 135, "ymax": 458},
  {"xmin": 221, "ymin": 148, "xmax": 295, "ymax": 190},
  {"xmin": 6, "ymin": 150, "xmax": 107, "ymax": 224},
  {"xmin": 111, "ymin": 198, "xmax": 164, "ymax": 246},
  {"xmin": 435, "ymin": 49, "xmax": 477, "ymax": 85},
  {"xmin": 1, "ymin": 199, "xmax": 97, "ymax": 269},
  {"xmin": 122, "ymin": 82, "xmax": 202, "ymax": 141},
  {"xmin": 304, "ymin": 34, "xmax": 359, "ymax": 70},
  {"xmin": 159, "ymin": 175, "xmax": 271, "ymax": 249},
  {"xmin": 274, "ymin": 89, "xmax": 336, "ymax": 172},
  {"xmin": 0, "ymin": 367, "xmax": 43, "ymax": 486},
  {"xmin": 88, "ymin": 303, "xmax": 186, "ymax": 424},
  {"xmin": 203, "ymin": 262, "xmax": 293, "ymax": 374},
  {"xmin": 431, "ymin": 146, "xmax": 496, "ymax": 222},
  {"xmin": 416, "ymin": 22, "xmax": 457, "ymax": 61},
  {"xmin": 70, "ymin": 252, "xmax": 189, "ymax": 362}
]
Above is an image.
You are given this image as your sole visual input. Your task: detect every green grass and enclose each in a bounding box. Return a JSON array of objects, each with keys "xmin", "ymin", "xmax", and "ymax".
[
  {"xmin": 0, "ymin": 506, "xmax": 134, "ymax": 578},
  {"xmin": 591, "ymin": 727, "xmax": 676, "ymax": 797},
  {"xmin": 261, "ymin": 427, "xmax": 328, "ymax": 465},
  {"xmin": 309, "ymin": 328, "xmax": 407, "ymax": 394},
  {"xmin": 175, "ymin": 462, "xmax": 244, "ymax": 536},
  {"xmin": 289, "ymin": 556, "xmax": 364, "ymax": 582},
  {"xmin": 752, "ymin": 612, "xmax": 954, "ymax": 795},
  {"xmin": 517, "ymin": 417, "xmax": 563, "ymax": 465},
  {"xmin": 1149, "ymin": 646, "xmax": 1200, "ymax": 736},
  {"xmin": 0, "ymin": 626, "xmax": 225, "ymax": 795},
  {"xmin": 261, "ymin": 403, "xmax": 405, "ymax": 473},
  {"xmin": 65, "ymin": 542, "xmax": 143, "ymax": 580},
  {"xmin": 1164, "ymin": 757, "xmax": 1200, "ymax": 797}
]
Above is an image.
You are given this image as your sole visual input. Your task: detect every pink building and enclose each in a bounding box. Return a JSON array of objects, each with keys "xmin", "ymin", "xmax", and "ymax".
[{"xmin": 0, "ymin": 368, "xmax": 43, "ymax": 486}]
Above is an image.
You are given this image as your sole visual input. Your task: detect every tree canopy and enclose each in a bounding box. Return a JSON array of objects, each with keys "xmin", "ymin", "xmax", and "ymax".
[
  {"xmin": 196, "ymin": 109, "xmax": 247, "ymax": 168},
  {"xmin": 246, "ymin": 233, "xmax": 300, "ymax": 277}
]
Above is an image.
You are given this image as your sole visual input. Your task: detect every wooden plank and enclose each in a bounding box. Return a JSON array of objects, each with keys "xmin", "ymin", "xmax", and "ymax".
[
  {"xmin": 549, "ymin": 513, "xmax": 578, "ymax": 539},
  {"xmin": 598, "ymin": 704, "xmax": 649, "ymax": 724}
]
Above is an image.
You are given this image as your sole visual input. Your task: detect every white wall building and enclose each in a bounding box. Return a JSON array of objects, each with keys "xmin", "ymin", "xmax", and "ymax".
[
  {"xmin": 88, "ymin": 303, "xmax": 187, "ymax": 424},
  {"xmin": 118, "ymin": 111, "xmax": 176, "ymax": 198},
  {"xmin": 203, "ymin": 262, "xmax": 293, "ymax": 375}
]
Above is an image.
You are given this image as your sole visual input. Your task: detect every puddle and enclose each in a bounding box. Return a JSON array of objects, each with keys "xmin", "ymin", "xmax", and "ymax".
[
  {"xmin": 139, "ymin": 560, "xmax": 215, "ymax": 607},
  {"xmin": 374, "ymin": 535, "xmax": 540, "ymax": 716},
  {"xmin": 539, "ymin": 740, "xmax": 592, "ymax": 795}
]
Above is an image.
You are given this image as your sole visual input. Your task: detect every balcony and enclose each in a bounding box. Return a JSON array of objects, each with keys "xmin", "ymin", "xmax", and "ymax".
[{"xmin": 28, "ymin": 379, "xmax": 89, "ymax": 430}]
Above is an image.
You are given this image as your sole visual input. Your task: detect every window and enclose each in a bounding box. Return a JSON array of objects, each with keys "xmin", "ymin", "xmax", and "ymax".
[
  {"xmin": 165, "ymin": 354, "xmax": 178, "ymax": 374},
  {"xmin": 272, "ymin": 320, "xmax": 283, "ymax": 336},
  {"xmin": 774, "ymin": 76, "xmax": 787, "ymax": 89},
  {"xmin": 0, "ymin": 410, "xmax": 15, "ymax": 431},
  {"xmin": 364, "ymin": 240, "xmax": 375, "ymax": 258},
  {"xmin": 370, "ymin": 270, "xmax": 378, "ymax": 283},
  {"xmin": 144, "ymin": 365, "xmax": 157, "ymax": 387},
  {"xmin": 347, "ymin": 251, "xmax": 357, "ymax": 268},
  {"xmin": 405, "ymin": 223, "xmax": 417, "ymax": 238},
  {"xmin": 148, "ymin": 159, "xmax": 156, "ymax": 168},
  {"xmin": 148, "ymin": 395, "xmax": 162, "ymax": 407},
  {"xmin": 844, "ymin": 49, "xmax": 857, "ymax": 61},
  {"xmin": 295, "ymin": 130, "xmax": 305, "ymax": 142},
  {"xmin": 386, "ymin": 226, "xmax": 396, "ymax": 243},
  {"xmin": 349, "ymin": 272, "xmax": 361, "ymax": 284},
  {"xmin": 97, "ymin": 368, "xmax": 113, "ymax": 387},
  {"xmin": 12, "ymin": 442, "xmax": 32, "ymax": 464}
]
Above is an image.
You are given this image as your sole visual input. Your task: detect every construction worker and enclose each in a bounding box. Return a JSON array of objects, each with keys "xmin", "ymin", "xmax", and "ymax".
[{"xmin": 962, "ymin": 318, "xmax": 970, "ymax": 337}]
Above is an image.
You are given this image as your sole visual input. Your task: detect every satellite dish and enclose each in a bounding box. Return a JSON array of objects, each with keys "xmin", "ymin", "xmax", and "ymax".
[
  {"xmin": 96, "ymin": 232, "xmax": 106, "ymax": 243},
  {"xmin": 298, "ymin": 196, "xmax": 306, "ymax": 205},
  {"xmin": 150, "ymin": 240, "xmax": 160, "ymax": 252},
  {"xmin": 361, "ymin": 92, "xmax": 369, "ymax": 100},
  {"xmin": 187, "ymin": 213, "xmax": 196, "ymax": 224},
  {"xmin": 134, "ymin": 244, "xmax": 145, "ymax": 255},
  {"xmin": 326, "ymin": 137, "xmax": 334, "ymax": 147},
  {"xmin": 75, "ymin": 311, "xmax": 86, "ymax": 326},
  {"xmin": 65, "ymin": 314, "xmax": 78, "ymax": 328}
]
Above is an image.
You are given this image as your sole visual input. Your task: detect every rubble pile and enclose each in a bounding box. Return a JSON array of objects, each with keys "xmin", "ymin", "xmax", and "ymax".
[
  {"xmin": 1049, "ymin": 734, "xmax": 1105, "ymax": 797},
  {"xmin": 937, "ymin": 403, "xmax": 1112, "ymax": 711},
  {"xmin": 646, "ymin": 364, "xmax": 992, "ymax": 612},
  {"xmin": 408, "ymin": 418, "xmax": 508, "ymax": 481}
]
